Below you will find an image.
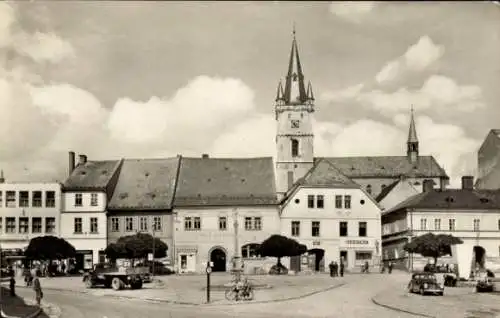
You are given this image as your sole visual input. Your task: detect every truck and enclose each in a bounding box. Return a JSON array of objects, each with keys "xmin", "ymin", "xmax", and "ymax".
[{"xmin": 82, "ymin": 263, "xmax": 148, "ymax": 290}]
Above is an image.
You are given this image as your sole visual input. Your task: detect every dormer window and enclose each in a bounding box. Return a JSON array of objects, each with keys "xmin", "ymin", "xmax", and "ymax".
[{"xmin": 291, "ymin": 139, "xmax": 299, "ymax": 157}]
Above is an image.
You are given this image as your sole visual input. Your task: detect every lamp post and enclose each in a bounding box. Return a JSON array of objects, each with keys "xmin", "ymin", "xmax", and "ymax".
[
  {"xmin": 232, "ymin": 209, "xmax": 242, "ymax": 282},
  {"xmin": 152, "ymin": 229, "xmax": 155, "ymax": 281}
]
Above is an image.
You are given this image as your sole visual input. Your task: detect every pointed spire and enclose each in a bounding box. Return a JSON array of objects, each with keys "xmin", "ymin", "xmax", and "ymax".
[
  {"xmin": 408, "ymin": 105, "xmax": 418, "ymax": 143},
  {"xmin": 0, "ymin": 169, "xmax": 4, "ymax": 183},
  {"xmin": 275, "ymin": 80, "xmax": 284, "ymax": 102},
  {"xmin": 307, "ymin": 81, "xmax": 315, "ymax": 101},
  {"xmin": 283, "ymin": 25, "xmax": 308, "ymax": 105}
]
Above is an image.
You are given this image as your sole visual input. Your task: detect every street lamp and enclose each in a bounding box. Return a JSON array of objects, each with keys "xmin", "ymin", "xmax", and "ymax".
[{"xmin": 232, "ymin": 209, "xmax": 242, "ymax": 282}]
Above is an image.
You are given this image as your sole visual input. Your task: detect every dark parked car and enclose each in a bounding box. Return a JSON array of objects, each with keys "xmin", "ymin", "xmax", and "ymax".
[{"xmin": 408, "ymin": 272, "xmax": 444, "ymax": 296}]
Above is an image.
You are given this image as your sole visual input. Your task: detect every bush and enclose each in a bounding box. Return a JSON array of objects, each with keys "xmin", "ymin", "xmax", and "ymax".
[
  {"xmin": 269, "ymin": 264, "xmax": 288, "ymax": 275},
  {"xmin": 135, "ymin": 260, "xmax": 174, "ymax": 275}
]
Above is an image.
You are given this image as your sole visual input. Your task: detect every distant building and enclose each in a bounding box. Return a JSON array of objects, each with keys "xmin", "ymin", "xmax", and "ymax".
[
  {"xmin": 172, "ymin": 156, "xmax": 279, "ymax": 274},
  {"xmin": 381, "ymin": 176, "xmax": 500, "ymax": 278},
  {"xmin": 376, "ymin": 178, "xmax": 422, "ymax": 212},
  {"xmin": 476, "ymin": 129, "xmax": 500, "ymax": 190},
  {"xmin": 280, "ymin": 159, "xmax": 382, "ymax": 273},
  {"xmin": 107, "ymin": 157, "xmax": 179, "ymax": 266},
  {"xmin": 274, "ymin": 31, "xmax": 449, "ymax": 200},
  {"xmin": 0, "ymin": 175, "xmax": 61, "ymax": 254},
  {"xmin": 61, "ymin": 152, "xmax": 122, "ymax": 271}
]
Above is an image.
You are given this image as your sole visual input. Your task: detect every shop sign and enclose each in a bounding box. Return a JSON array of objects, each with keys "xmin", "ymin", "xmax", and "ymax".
[
  {"xmin": 345, "ymin": 239, "xmax": 369, "ymax": 245},
  {"xmin": 312, "ymin": 240, "xmax": 321, "ymax": 246}
]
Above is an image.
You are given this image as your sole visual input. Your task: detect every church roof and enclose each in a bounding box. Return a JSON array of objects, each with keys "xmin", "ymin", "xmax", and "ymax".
[
  {"xmin": 107, "ymin": 157, "xmax": 181, "ymax": 210},
  {"xmin": 173, "ymin": 157, "xmax": 277, "ymax": 207},
  {"xmin": 383, "ymin": 188, "xmax": 500, "ymax": 215},
  {"xmin": 283, "ymin": 28, "xmax": 308, "ymax": 105},
  {"xmin": 317, "ymin": 156, "xmax": 448, "ymax": 179},
  {"xmin": 63, "ymin": 160, "xmax": 122, "ymax": 191}
]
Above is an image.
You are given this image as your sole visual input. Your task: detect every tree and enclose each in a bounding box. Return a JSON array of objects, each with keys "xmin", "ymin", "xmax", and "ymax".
[
  {"xmin": 403, "ymin": 233, "xmax": 463, "ymax": 265},
  {"xmin": 258, "ymin": 234, "xmax": 307, "ymax": 267},
  {"xmin": 104, "ymin": 233, "xmax": 168, "ymax": 261},
  {"xmin": 24, "ymin": 236, "xmax": 76, "ymax": 261}
]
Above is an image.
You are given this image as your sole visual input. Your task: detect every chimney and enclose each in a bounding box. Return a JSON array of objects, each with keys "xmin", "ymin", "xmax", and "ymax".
[
  {"xmin": 78, "ymin": 154, "xmax": 87, "ymax": 166},
  {"xmin": 69, "ymin": 151, "xmax": 75, "ymax": 175},
  {"xmin": 202, "ymin": 154, "xmax": 209, "ymax": 159},
  {"xmin": 462, "ymin": 176, "xmax": 474, "ymax": 190},
  {"xmin": 0, "ymin": 170, "xmax": 5, "ymax": 183},
  {"xmin": 423, "ymin": 179, "xmax": 434, "ymax": 192},
  {"xmin": 439, "ymin": 177, "xmax": 447, "ymax": 190}
]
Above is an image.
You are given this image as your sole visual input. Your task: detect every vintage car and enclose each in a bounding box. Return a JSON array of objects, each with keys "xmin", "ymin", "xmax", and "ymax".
[{"xmin": 407, "ymin": 272, "xmax": 444, "ymax": 296}]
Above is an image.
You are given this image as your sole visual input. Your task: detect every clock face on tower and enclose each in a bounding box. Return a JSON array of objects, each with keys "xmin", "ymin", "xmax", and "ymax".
[{"xmin": 291, "ymin": 120, "xmax": 300, "ymax": 128}]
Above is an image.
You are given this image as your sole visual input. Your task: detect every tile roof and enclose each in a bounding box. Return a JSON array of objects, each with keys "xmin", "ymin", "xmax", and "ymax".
[
  {"xmin": 173, "ymin": 157, "xmax": 277, "ymax": 206},
  {"xmin": 107, "ymin": 157, "xmax": 181, "ymax": 210},
  {"xmin": 317, "ymin": 156, "xmax": 448, "ymax": 178},
  {"xmin": 63, "ymin": 160, "xmax": 121, "ymax": 191},
  {"xmin": 384, "ymin": 189, "xmax": 500, "ymax": 215},
  {"xmin": 375, "ymin": 180, "xmax": 401, "ymax": 202},
  {"xmin": 298, "ymin": 159, "xmax": 359, "ymax": 188}
]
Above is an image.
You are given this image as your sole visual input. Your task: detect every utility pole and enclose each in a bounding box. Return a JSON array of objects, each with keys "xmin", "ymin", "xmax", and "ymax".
[
  {"xmin": 232, "ymin": 208, "xmax": 242, "ymax": 282},
  {"xmin": 152, "ymin": 229, "xmax": 155, "ymax": 281}
]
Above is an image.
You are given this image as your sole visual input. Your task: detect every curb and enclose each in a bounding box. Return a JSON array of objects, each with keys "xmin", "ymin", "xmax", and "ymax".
[
  {"xmin": 25, "ymin": 308, "xmax": 42, "ymax": 318},
  {"xmin": 370, "ymin": 294, "xmax": 435, "ymax": 318}
]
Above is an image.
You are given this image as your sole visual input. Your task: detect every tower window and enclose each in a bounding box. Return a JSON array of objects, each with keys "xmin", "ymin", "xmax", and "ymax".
[
  {"xmin": 366, "ymin": 185, "xmax": 372, "ymax": 194},
  {"xmin": 291, "ymin": 139, "xmax": 299, "ymax": 157}
]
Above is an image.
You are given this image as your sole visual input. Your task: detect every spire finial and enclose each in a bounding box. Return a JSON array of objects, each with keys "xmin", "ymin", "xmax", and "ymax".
[
  {"xmin": 293, "ymin": 22, "xmax": 296, "ymax": 38},
  {"xmin": 411, "ymin": 104, "xmax": 414, "ymax": 113}
]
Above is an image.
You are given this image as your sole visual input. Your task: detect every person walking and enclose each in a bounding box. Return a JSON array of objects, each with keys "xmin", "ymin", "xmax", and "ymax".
[
  {"xmin": 328, "ymin": 261, "xmax": 334, "ymax": 277},
  {"xmin": 9, "ymin": 275, "xmax": 16, "ymax": 297},
  {"xmin": 388, "ymin": 261, "xmax": 393, "ymax": 274},
  {"xmin": 339, "ymin": 261, "xmax": 344, "ymax": 277},
  {"xmin": 32, "ymin": 270, "xmax": 43, "ymax": 306},
  {"xmin": 333, "ymin": 261, "xmax": 338, "ymax": 277}
]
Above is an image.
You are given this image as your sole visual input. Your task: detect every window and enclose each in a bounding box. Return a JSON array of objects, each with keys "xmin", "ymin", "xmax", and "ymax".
[
  {"xmin": 344, "ymin": 195, "xmax": 351, "ymax": 209},
  {"xmin": 193, "ymin": 217, "xmax": 201, "ymax": 230},
  {"xmin": 0, "ymin": 217, "xmax": 2, "ymax": 233},
  {"xmin": 287, "ymin": 171, "xmax": 294, "ymax": 189},
  {"xmin": 434, "ymin": 219, "xmax": 441, "ymax": 231},
  {"xmin": 153, "ymin": 216, "xmax": 162, "ymax": 231},
  {"xmin": 316, "ymin": 195, "xmax": 324, "ymax": 208},
  {"xmin": 139, "ymin": 216, "xmax": 148, "ymax": 232},
  {"xmin": 241, "ymin": 243, "xmax": 261, "ymax": 259},
  {"xmin": 358, "ymin": 222, "xmax": 367, "ymax": 237},
  {"xmin": 111, "ymin": 217, "xmax": 120, "ymax": 232},
  {"xmin": 45, "ymin": 217, "xmax": 55, "ymax": 233},
  {"xmin": 449, "ymin": 219, "xmax": 455, "ymax": 231},
  {"xmin": 19, "ymin": 217, "xmax": 29, "ymax": 233},
  {"xmin": 125, "ymin": 217, "xmax": 134, "ymax": 232},
  {"xmin": 420, "ymin": 218, "xmax": 427, "ymax": 230},
  {"xmin": 90, "ymin": 217, "xmax": 98, "ymax": 233},
  {"xmin": 19, "ymin": 191, "xmax": 29, "ymax": 207},
  {"xmin": 366, "ymin": 185, "xmax": 372, "ymax": 194},
  {"xmin": 335, "ymin": 195, "xmax": 342, "ymax": 209},
  {"xmin": 355, "ymin": 251, "xmax": 372, "ymax": 261},
  {"xmin": 32, "ymin": 191, "xmax": 42, "ymax": 207},
  {"xmin": 45, "ymin": 191, "xmax": 55, "ymax": 207},
  {"xmin": 0, "ymin": 191, "xmax": 2, "ymax": 207},
  {"xmin": 74, "ymin": 193, "xmax": 83, "ymax": 207},
  {"xmin": 6, "ymin": 191, "xmax": 15, "ymax": 207},
  {"xmin": 244, "ymin": 217, "xmax": 252, "ymax": 230},
  {"xmin": 90, "ymin": 193, "xmax": 98, "ymax": 206},
  {"xmin": 74, "ymin": 217, "xmax": 82, "ymax": 233},
  {"xmin": 6, "ymin": 217, "xmax": 16, "ymax": 233},
  {"xmin": 291, "ymin": 221, "xmax": 300, "ymax": 237},
  {"xmin": 184, "ymin": 217, "xmax": 201, "ymax": 231},
  {"xmin": 184, "ymin": 217, "xmax": 192, "ymax": 230},
  {"xmin": 32, "ymin": 217, "xmax": 42, "ymax": 233},
  {"xmin": 312, "ymin": 221, "xmax": 320, "ymax": 237},
  {"xmin": 219, "ymin": 216, "xmax": 227, "ymax": 231},
  {"xmin": 473, "ymin": 219, "xmax": 480, "ymax": 232},
  {"xmin": 307, "ymin": 195, "xmax": 315, "ymax": 208},
  {"xmin": 291, "ymin": 139, "xmax": 299, "ymax": 157},
  {"xmin": 254, "ymin": 217, "xmax": 262, "ymax": 230},
  {"xmin": 498, "ymin": 219, "xmax": 500, "ymax": 231},
  {"xmin": 340, "ymin": 221, "xmax": 348, "ymax": 237}
]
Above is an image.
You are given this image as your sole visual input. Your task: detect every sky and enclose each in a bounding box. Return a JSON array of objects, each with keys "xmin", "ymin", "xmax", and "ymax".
[{"xmin": 0, "ymin": 1, "xmax": 499, "ymax": 187}]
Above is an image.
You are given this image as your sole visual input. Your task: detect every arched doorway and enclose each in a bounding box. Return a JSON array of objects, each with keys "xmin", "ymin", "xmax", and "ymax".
[
  {"xmin": 210, "ymin": 248, "xmax": 227, "ymax": 272},
  {"xmin": 472, "ymin": 246, "xmax": 486, "ymax": 270},
  {"xmin": 308, "ymin": 249, "xmax": 325, "ymax": 272}
]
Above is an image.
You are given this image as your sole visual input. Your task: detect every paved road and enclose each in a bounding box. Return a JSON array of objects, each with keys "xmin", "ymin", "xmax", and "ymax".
[{"xmin": 16, "ymin": 273, "xmax": 418, "ymax": 318}]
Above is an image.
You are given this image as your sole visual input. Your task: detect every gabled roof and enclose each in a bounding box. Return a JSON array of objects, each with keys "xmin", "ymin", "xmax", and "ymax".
[
  {"xmin": 63, "ymin": 160, "xmax": 122, "ymax": 191},
  {"xmin": 375, "ymin": 180, "xmax": 401, "ymax": 202},
  {"xmin": 317, "ymin": 156, "xmax": 448, "ymax": 179},
  {"xmin": 383, "ymin": 189, "xmax": 500, "ymax": 215},
  {"xmin": 108, "ymin": 157, "xmax": 181, "ymax": 210},
  {"xmin": 173, "ymin": 157, "xmax": 277, "ymax": 207}
]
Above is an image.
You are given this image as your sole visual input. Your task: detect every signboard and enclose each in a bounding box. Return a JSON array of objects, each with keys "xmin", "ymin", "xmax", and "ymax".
[
  {"xmin": 206, "ymin": 266, "xmax": 212, "ymax": 274},
  {"xmin": 312, "ymin": 241, "xmax": 321, "ymax": 246},
  {"xmin": 209, "ymin": 261, "xmax": 214, "ymax": 267},
  {"xmin": 147, "ymin": 253, "xmax": 153, "ymax": 261},
  {"xmin": 345, "ymin": 240, "xmax": 369, "ymax": 245}
]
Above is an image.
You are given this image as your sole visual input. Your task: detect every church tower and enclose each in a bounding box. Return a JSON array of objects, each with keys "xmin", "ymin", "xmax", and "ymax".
[
  {"xmin": 407, "ymin": 106, "xmax": 419, "ymax": 164},
  {"xmin": 275, "ymin": 28, "xmax": 315, "ymax": 197}
]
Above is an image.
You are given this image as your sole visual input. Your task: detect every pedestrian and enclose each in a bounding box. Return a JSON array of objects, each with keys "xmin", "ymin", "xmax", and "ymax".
[
  {"xmin": 328, "ymin": 261, "xmax": 334, "ymax": 277},
  {"xmin": 9, "ymin": 275, "xmax": 16, "ymax": 297},
  {"xmin": 32, "ymin": 270, "xmax": 43, "ymax": 306},
  {"xmin": 333, "ymin": 261, "xmax": 338, "ymax": 277},
  {"xmin": 339, "ymin": 261, "xmax": 344, "ymax": 277},
  {"xmin": 388, "ymin": 261, "xmax": 393, "ymax": 274}
]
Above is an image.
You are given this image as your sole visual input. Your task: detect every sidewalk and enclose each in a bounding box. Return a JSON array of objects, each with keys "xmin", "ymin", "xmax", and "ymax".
[
  {"xmin": 10, "ymin": 273, "xmax": 350, "ymax": 305},
  {"xmin": 0, "ymin": 286, "xmax": 41, "ymax": 318}
]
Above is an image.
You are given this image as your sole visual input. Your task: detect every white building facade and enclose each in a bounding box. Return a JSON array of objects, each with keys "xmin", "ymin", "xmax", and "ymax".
[
  {"xmin": 0, "ymin": 181, "xmax": 62, "ymax": 251},
  {"xmin": 280, "ymin": 160, "xmax": 382, "ymax": 273}
]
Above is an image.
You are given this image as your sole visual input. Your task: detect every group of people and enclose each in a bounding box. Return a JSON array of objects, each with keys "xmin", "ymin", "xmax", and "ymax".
[
  {"xmin": 328, "ymin": 261, "xmax": 344, "ymax": 277},
  {"xmin": 380, "ymin": 261, "xmax": 394, "ymax": 274},
  {"xmin": 5, "ymin": 266, "xmax": 44, "ymax": 306}
]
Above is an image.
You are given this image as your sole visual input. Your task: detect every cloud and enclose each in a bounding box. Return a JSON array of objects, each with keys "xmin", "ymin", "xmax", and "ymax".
[
  {"xmin": 329, "ymin": 1, "xmax": 376, "ymax": 23},
  {"xmin": 376, "ymin": 36, "xmax": 444, "ymax": 83},
  {"xmin": 0, "ymin": 2, "xmax": 15, "ymax": 48},
  {"xmin": 13, "ymin": 31, "xmax": 76, "ymax": 63}
]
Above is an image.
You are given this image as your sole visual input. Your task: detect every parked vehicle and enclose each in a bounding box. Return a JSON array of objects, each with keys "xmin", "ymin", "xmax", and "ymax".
[
  {"xmin": 82, "ymin": 263, "xmax": 145, "ymax": 290},
  {"xmin": 476, "ymin": 276, "xmax": 494, "ymax": 292},
  {"xmin": 407, "ymin": 272, "xmax": 444, "ymax": 296}
]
